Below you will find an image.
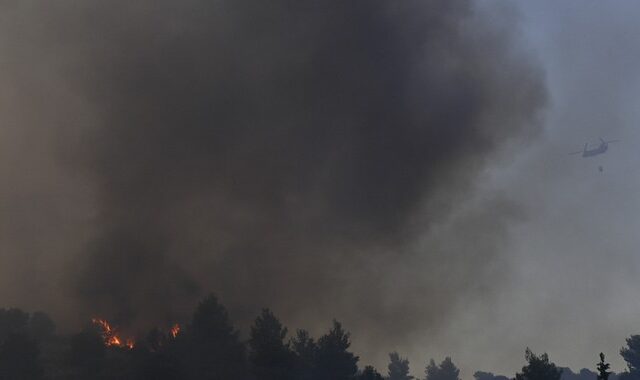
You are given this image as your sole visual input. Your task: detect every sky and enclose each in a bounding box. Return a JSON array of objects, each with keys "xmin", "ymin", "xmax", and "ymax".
[
  {"xmin": 1, "ymin": 1, "xmax": 640, "ymax": 378},
  {"xmin": 437, "ymin": 1, "xmax": 640, "ymax": 377}
]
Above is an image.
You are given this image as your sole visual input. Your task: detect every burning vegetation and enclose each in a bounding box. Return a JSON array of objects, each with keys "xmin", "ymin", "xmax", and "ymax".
[
  {"xmin": 170, "ymin": 323, "xmax": 180, "ymax": 339},
  {"xmin": 91, "ymin": 318, "xmax": 180, "ymax": 351},
  {"xmin": 91, "ymin": 318, "xmax": 135, "ymax": 350},
  {"xmin": 0, "ymin": 295, "xmax": 635, "ymax": 380}
]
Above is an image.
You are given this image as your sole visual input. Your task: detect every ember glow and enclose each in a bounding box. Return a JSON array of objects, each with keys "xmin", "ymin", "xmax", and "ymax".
[
  {"xmin": 91, "ymin": 318, "xmax": 135, "ymax": 349},
  {"xmin": 170, "ymin": 323, "xmax": 181, "ymax": 338}
]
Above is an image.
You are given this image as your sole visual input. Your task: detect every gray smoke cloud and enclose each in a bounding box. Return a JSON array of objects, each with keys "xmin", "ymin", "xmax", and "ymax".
[{"xmin": 0, "ymin": 0, "xmax": 545, "ymax": 371}]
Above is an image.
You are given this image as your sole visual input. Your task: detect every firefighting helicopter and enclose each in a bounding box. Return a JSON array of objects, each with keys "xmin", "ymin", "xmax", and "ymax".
[{"xmin": 569, "ymin": 137, "xmax": 619, "ymax": 158}]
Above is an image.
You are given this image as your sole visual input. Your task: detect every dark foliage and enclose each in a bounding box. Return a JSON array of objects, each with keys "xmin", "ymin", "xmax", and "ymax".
[
  {"xmin": 314, "ymin": 320, "xmax": 359, "ymax": 380},
  {"xmin": 515, "ymin": 348, "xmax": 562, "ymax": 380},
  {"xmin": 180, "ymin": 294, "xmax": 248, "ymax": 380},
  {"xmin": 0, "ymin": 333, "xmax": 43, "ymax": 379},
  {"xmin": 474, "ymin": 371, "xmax": 510, "ymax": 380},
  {"xmin": 129, "ymin": 328, "xmax": 182, "ymax": 380},
  {"xmin": 249, "ymin": 309, "xmax": 295, "ymax": 380},
  {"xmin": 598, "ymin": 353, "xmax": 612, "ymax": 380},
  {"xmin": 621, "ymin": 336, "xmax": 640, "ymax": 380},
  {"xmin": 560, "ymin": 367, "xmax": 620, "ymax": 380},
  {"xmin": 291, "ymin": 329, "xmax": 317, "ymax": 380},
  {"xmin": 0, "ymin": 300, "xmax": 633, "ymax": 380},
  {"xmin": 131, "ymin": 347, "xmax": 182, "ymax": 380},
  {"xmin": 388, "ymin": 352, "xmax": 414, "ymax": 380},
  {"xmin": 68, "ymin": 326, "xmax": 106, "ymax": 376},
  {"xmin": 28, "ymin": 312, "xmax": 55, "ymax": 342},
  {"xmin": 0, "ymin": 308, "xmax": 29, "ymax": 342},
  {"xmin": 426, "ymin": 357, "xmax": 461, "ymax": 380},
  {"xmin": 358, "ymin": 365, "xmax": 385, "ymax": 380}
]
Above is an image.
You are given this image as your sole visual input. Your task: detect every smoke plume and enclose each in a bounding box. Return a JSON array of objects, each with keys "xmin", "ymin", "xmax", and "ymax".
[{"xmin": 0, "ymin": 0, "xmax": 545, "ymax": 367}]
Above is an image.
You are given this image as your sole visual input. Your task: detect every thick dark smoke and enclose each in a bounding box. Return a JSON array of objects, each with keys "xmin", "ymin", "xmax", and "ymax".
[{"xmin": 0, "ymin": 0, "xmax": 544, "ymax": 368}]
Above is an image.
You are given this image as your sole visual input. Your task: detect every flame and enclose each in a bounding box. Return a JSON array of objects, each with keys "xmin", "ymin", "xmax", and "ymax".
[
  {"xmin": 170, "ymin": 323, "xmax": 181, "ymax": 338},
  {"xmin": 91, "ymin": 318, "xmax": 135, "ymax": 349},
  {"xmin": 90, "ymin": 318, "xmax": 181, "ymax": 350}
]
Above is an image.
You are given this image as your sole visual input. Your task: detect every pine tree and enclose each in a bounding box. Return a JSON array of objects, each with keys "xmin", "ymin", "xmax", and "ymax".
[
  {"xmin": 515, "ymin": 348, "xmax": 562, "ymax": 380},
  {"xmin": 358, "ymin": 365, "xmax": 385, "ymax": 380},
  {"xmin": 182, "ymin": 294, "xmax": 247, "ymax": 380},
  {"xmin": 439, "ymin": 357, "xmax": 461, "ymax": 380},
  {"xmin": 315, "ymin": 320, "xmax": 359, "ymax": 380},
  {"xmin": 621, "ymin": 335, "xmax": 640, "ymax": 379},
  {"xmin": 597, "ymin": 353, "xmax": 612, "ymax": 380},
  {"xmin": 291, "ymin": 329, "xmax": 317, "ymax": 380},
  {"xmin": 388, "ymin": 352, "xmax": 413, "ymax": 380},
  {"xmin": 249, "ymin": 309, "xmax": 295, "ymax": 380},
  {"xmin": 0, "ymin": 333, "xmax": 43, "ymax": 379},
  {"xmin": 425, "ymin": 357, "xmax": 460, "ymax": 380},
  {"xmin": 425, "ymin": 359, "xmax": 439, "ymax": 380}
]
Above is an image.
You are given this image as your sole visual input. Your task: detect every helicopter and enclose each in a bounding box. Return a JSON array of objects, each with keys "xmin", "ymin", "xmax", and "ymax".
[{"xmin": 569, "ymin": 138, "xmax": 618, "ymax": 158}]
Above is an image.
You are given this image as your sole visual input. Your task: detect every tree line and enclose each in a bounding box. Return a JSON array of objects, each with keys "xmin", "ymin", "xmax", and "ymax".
[{"xmin": 0, "ymin": 294, "xmax": 640, "ymax": 380}]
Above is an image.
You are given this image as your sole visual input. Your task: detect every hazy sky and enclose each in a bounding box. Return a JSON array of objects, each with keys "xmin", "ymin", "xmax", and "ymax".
[
  {"xmin": 1, "ymin": 1, "xmax": 640, "ymax": 378},
  {"xmin": 431, "ymin": 1, "xmax": 640, "ymax": 377}
]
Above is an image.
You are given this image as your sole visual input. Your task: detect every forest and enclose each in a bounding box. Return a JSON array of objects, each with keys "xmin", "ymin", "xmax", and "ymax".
[{"xmin": 0, "ymin": 294, "xmax": 638, "ymax": 380}]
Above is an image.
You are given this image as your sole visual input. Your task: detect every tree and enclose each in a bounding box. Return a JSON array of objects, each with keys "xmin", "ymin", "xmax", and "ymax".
[
  {"xmin": 0, "ymin": 308, "xmax": 29, "ymax": 342},
  {"xmin": 439, "ymin": 357, "xmax": 461, "ymax": 380},
  {"xmin": 0, "ymin": 333, "xmax": 43, "ymax": 379},
  {"xmin": 69, "ymin": 326, "xmax": 106, "ymax": 376},
  {"xmin": 357, "ymin": 365, "xmax": 385, "ymax": 380},
  {"xmin": 315, "ymin": 320, "xmax": 359, "ymax": 380},
  {"xmin": 249, "ymin": 308, "xmax": 295, "ymax": 380},
  {"xmin": 597, "ymin": 353, "xmax": 612, "ymax": 380},
  {"xmin": 131, "ymin": 328, "xmax": 182, "ymax": 380},
  {"xmin": 426, "ymin": 359, "xmax": 439, "ymax": 380},
  {"xmin": 474, "ymin": 371, "xmax": 509, "ymax": 380},
  {"xmin": 28, "ymin": 311, "xmax": 55, "ymax": 341},
  {"xmin": 388, "ymin": 352, "xmax": 413, "ymax": 380},
  {"xmin": 515, "ymin": 348, "xmax": 562, "ymax": 380},
  {"xmin": 291, "ymin": 329, "xmax": 317, "ymax": 380},
  {"xmin": 622, "ymin": 335, "xmax": 640, "ymax": 379},
  {"xmin": 181, "ymin": 294, "xmax": 247, "ymax": 380},
  {"xmin": 425, "ymin": 357, "xmax": 461, "ymax": 380},
  {"xmin": 561, "ymin": 368, "xmax": 603, "ymax": 380}
]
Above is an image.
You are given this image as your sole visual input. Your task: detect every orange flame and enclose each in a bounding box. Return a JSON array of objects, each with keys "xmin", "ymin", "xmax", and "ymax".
[
  {"xmin": 170, "ymin": 323, "xmax": 181, "ymax": 338},
  {"xmin": 92, "ymin": 318, "xmax": 135, "ymax": 349}
]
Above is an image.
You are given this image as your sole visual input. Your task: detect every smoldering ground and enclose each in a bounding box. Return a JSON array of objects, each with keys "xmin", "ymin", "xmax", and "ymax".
[{"xmin": 0, "ymin": 0, "xmax": 544, "ymax": 369}]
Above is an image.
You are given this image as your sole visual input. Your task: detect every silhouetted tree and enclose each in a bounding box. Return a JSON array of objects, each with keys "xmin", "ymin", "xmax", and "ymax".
[
  {"xmin": 426, "ymin": 359, "xmax": 439, "ymax": 380},
  {"xmin": 440, "ymin": 357, "xmax": 461, "ymax": 380},
  {"xmin": 474, "ymin": 371, "xmax": 510, "ymax": 380},
  {"xmin": 291, "ymin": 329, "xmax": 317, "ymax": 380},
  {"xmin": 515, "ymin": 348, "xmax": 562, "ymax": 380},
  {"xmin": 0, "ymin": 333, "xmax": 43, "ymax": 379},
  {"xmin": 561, "ymin": 368, "xmax": 611, "ymax": 380},
  {"xmin": 249, "ymin": 308, "xmax": 295, "ymax": 380},
  {"xmin": 621, "ymin": 336, "xmax": 640, "ymax": 380},
  {"xmin": 314, "ymin": 320, "xmax": 359, "ymax": 380},
  {"xmin": 28, "ymin": 311, "xmax": 55, "ymax": 342},
  {"xmin": 145, "ymin": 327, "xmax": 168, "ymax": 353},
  {"xmin": 0, "ymin": 308, "xmax": 29, "ymax": 342},
  {"xmin": 388, "ymin": 352, "xmax": 413, "ymax": 380},
  {"xmin": 69, "ymin": 326, "xmax": 106, "ymax": 376},
  {"xmin": 426, "ymin": 357, "xmax": 461, "ymax": 380},
  {"xmin": 357, "ymin": 365, "xmax": 385, "ymax": 380},
  {"xmin": 130, "ymin": 328, "xmax": 182, "ymax": 380},
  {"xmin": 181, "ymin": 294, "xmax": 247, "ymax": 380},
  {"xmin": 597, "ymin": 353, "xmax": 612, "ymax": 380}
]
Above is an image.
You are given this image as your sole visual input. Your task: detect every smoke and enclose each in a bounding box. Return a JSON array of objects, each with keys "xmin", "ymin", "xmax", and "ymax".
[{"xmin": 0, "ymin": 0, "xmax": 544, "ymax": 368}]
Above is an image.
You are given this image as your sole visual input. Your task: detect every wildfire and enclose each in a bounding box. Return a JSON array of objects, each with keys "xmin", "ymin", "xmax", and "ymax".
[
  {"xmin": 170, "ymin": 323, "xmax": 181, "ymax": 338},
  {"xmin": 91, "ymin": 318, "xmax": 181, "ymax": 350},
  {"xmin": 91, "ymin": 318, "xmax": 135, "ymax": 349}
]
